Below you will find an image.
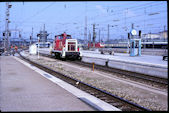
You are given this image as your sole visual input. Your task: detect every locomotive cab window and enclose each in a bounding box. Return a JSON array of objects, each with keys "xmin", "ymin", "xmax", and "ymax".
[{"xmin": 68, "ymin": 42, "xmax": 76, "ymax": 51}]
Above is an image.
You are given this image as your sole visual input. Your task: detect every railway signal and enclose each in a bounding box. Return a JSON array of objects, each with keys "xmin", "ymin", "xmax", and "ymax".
[
  {"xmin": 139, "ymin": 30, "xmax": 141, "ymax": 38},
  {"xmin": 37, "ymin": 34, "xmax": 40, "ymax": 37},
  {"xmin": 128, "ymin": 33, "xmax": 130, "ymax": 39},
  {"xmin": 38, "ymin": 37, "xmax": 40, "ymax": 59},
  {"xmin": 9, "ymin": 32, "xmax": 11, "ymax": 36}
]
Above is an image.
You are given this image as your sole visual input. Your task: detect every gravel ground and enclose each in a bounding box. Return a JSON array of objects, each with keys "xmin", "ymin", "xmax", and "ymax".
[{"xmin": 20, "ymin": 51, "xmax": 168, "ymax": 111}]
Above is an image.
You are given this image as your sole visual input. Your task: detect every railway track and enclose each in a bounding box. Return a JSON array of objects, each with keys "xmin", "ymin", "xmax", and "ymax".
[
  {"xmin": 18, "ymin": 53, "xmax": 151, "ymax": 111},
  {"xmin": 71, "ymin": 60, "xmax": 168, "ymax": 86},
  {"xmin": 40, "ymin": 53, "xmax": 168, "ymax": 87}
]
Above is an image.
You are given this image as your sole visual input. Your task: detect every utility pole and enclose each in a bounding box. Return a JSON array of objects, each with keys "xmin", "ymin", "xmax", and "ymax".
[
  {"xmin": 93, "ymin": 24, "xmax": 96, "ymax": 48},
  {"xmin": 131, "ymin": 23, "xmax": 134, "ymax": 39},
  {"xmin": 107, "ymin": 24, "xmax": 109, "ymax": 43},
  {"xmin": 124, "ymin": 8, "xmax": 127, "ymax": 31},
  {"xmin": 163, "ymin": 25, "xmax": 166, "ymax": 41},
  {"xmin": 84, "ymin": 2, "xmax": 87, "ymax": 45},
  {"xmin": 99, "ymin": 29, "xmax": 101, "ymax": 43},
  {"xmin": 4, "ymin": 2, "xmax": 12, "ymax": 51},
  {"xmin": 19, "ymin": 30, "xmax": 21, "ymax": 46},
  {"xmin": 127, "ymin": 23, "xmax": 134, "ymax": 54},
  {"xmin": 132, "ymin": 23, "xmax": 134, "ymax": 29},
  {"xmin": 31, "ymin": 27, "xmax": 33, "ymax": 44},
  {"xmin": 84, "ymin": 16, "xmax": 87, "ymax": 44},
  {"xmin": 15, "ymin": 25, "xmax": 17, "ymax": 39},
  {"xmin": 144, "ymin": 8, "xmax": 146, "ymax": 34},
  {"xmin": 164, "ymin": 25, "xmax": 166, "ymax": 32},
  {"xmin": 88, "ymin": 30, "xmax": 91, "ymax": 48}
]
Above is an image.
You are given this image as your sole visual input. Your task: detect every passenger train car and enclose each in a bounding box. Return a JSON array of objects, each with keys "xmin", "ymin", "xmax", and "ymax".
[
  {"xmin": 88, "ymin": 42, "xmax": 104, "ymax": 48},
  {"xmin": 104, "ymin": 41, "xmax": 168, "ymax": 49}
]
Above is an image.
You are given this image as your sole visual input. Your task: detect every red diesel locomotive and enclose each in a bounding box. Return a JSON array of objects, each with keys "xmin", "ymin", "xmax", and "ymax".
[{"xmin": 51, "ymin": 32, "xmax": 82, "ymax": 59}]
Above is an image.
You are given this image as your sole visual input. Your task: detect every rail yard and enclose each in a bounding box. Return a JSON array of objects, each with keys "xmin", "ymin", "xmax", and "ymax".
[
  {"xmin": 0, "ymin": 48, "xmax": 168, "ymax": 111},
  {"xmin": 21, "ymin": 50, "xmax": 168, "ymax": 110},
  {"xmin": 0, "ymin": 1, "xmax": 168, "ymax": 112}
]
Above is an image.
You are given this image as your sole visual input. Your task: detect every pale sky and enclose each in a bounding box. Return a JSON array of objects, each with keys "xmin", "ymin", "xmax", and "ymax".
[{"xmin": 0, "ymin": 1, "xmax": 167, "ymax": 42}]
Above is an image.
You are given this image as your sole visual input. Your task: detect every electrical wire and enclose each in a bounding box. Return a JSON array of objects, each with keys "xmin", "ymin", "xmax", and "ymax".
[
  {"xmin": 20, "ymin": 2, "xmax": 56, "ymax": 27},
  {"xmin": 94, "ymin": 10, "xmax": 167, "ymax": 24},
  {"xmin": 88, "ymin": 2, "xmax": 166, "ymax": 21}
]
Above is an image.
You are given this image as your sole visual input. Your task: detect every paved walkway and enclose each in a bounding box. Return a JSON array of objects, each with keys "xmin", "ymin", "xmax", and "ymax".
[{"xmin": 0, "ymin": 56, "xmax": 95, "ymax": 111}]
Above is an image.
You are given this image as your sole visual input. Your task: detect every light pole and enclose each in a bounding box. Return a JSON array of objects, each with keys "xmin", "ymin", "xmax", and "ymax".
[
  {"xmin": 99, "ymin": 29, "xmax": 100, "ymax": 43},
  {"xmin": 84, "ymin": 2, "xmax": 88, "ymax": 45},
  {"xmin": 4, "ymin": 2, "xmax": 12, "ymax": 52},
  {"xmin": 31, "ymin": 27, "xmax": 33, "ymax": 45},
  {"xmin": 93, "ymin": 24, "xmax": 96, "ymax": 48},
  {"xmin": 38, "ymin": 36, "xmax": 40, "ymax": 59},
  {"xmin": 107, "ymin": 24, "xmax": 109, "ymax": 43},
  {"xmin": 107, "ymin": 24, "xmax": 115, "ymax": 47}
]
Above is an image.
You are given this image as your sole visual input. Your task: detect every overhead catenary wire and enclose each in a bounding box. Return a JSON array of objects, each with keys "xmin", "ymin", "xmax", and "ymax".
[
  {"xmin": 20, "ymin": 2, "xmax": 56, "ymax": 27},
  {"xmin": 2, "ymin": 1, "xmax": 166, "ymax": 41},
  {"xmin": 15, "ymin": 2, "xmax": 167, "ymax": 29},
  {"xmin": 94, "ymin": 10, "xmax": 167, "ymax": 25},
  {"xmin": 88, "ymin": 1, "xmax": 166, "ymax": 24}
]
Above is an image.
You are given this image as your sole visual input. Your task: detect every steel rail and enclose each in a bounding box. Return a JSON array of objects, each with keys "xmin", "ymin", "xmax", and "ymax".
[{"xmin": 71, "ymin": 60, "xmax": 168, "ymax": 86}]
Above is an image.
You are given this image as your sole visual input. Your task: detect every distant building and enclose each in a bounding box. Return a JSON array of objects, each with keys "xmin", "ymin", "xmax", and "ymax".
[
  {"xmin": 142, "ymin": 33, "xmax": 160, "ymax": 39},
  {"xmin": 142, "ymin": 30, "xmax": 168, "ymax": 39},
  {"xmin": 159, "ymin": 30, "xmax": 168, "ymax": 39}
]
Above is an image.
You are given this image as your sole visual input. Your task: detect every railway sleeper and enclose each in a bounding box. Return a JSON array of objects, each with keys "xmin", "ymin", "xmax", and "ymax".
[
  {"xmin": 120, "ymin": 105, "xmax": 133, "ymax": 111},
  {"xmin": 112, "ymin": 103, "xmax": 124, "ymax": 108},
  {"xmin": 98, "ymin": 97, "xmax": 110, "ymax": 100}
]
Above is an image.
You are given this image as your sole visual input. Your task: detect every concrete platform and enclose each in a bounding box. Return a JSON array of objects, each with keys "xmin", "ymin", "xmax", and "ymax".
[
  {"xmin": 81, "ymin": 50, "xmax": 168, "ymax": 79},
  {"xmin": 0, "ymin": 56, "xmax": 120, "ymax": 111}
]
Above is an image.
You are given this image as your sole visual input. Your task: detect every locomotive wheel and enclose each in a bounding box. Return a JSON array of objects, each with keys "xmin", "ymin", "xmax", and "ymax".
[
  {"xmin": 60, "ymin": 54, "xmax": 66, "ymax": 61},
  {"xmin": 78, "ymin": 56, "xmax": 82, "ymax": 61},
  {"xmin": 55, "ymin": 53, "xmax": 63, "ymax": 59},
  {"xmin": 55, "ymin": 53, "xmax": 60, "ymax": 59},
  {"xmin": 61, "ymin": 57, "xmax": 66, "ymax": 61}
]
